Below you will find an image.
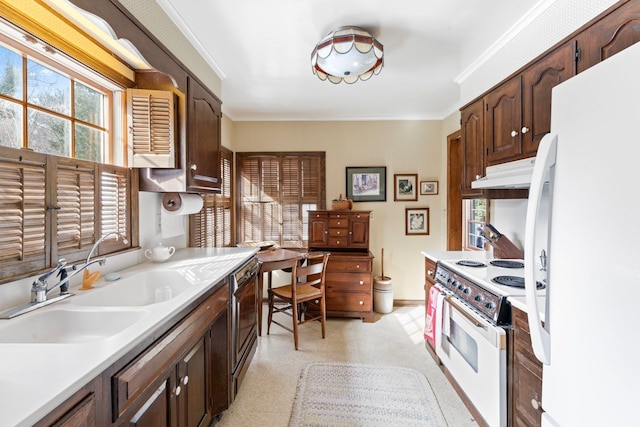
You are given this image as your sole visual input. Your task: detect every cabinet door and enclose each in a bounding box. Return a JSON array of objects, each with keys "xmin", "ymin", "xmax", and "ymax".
[
  {"xmin": 178, "ymin": 335, "xmax": 211, "ymax": 427},
  {"xmin": 308, "ymin": 212, "xmax": 329, "ymax": 248},
  {"xmin": 460, "ymin": 98, "xmax": 485, "ymax": 197},
  {"xmin": 522, "ymin": 42, "xmax": 576, "ymax": 155},
  {"xmin": 187, "ymin": 77, "xmax": 221, "ymax": 192},
  {"xmin": 485, "ymin": 75, "xmax": 522, "ymax": 165},
  {"xmin": 125, "ymin": 375, "xmax": 177, "ymax": 427},
  {"xmin": 576, "ymin": 1, "xmax": 640, "ymax": 73},
  {"xmin": 348, "ymin": 213, "xmax": 369, "ymax": 249}
]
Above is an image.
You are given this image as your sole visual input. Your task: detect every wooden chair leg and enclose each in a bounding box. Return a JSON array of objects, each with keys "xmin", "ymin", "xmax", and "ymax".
[
  {"xmin": 267, "ymin": 291, "xmax": 274, "ymax": 335},
  {"xmin": 320, "ymin": 297, "xmax": 326, "ymax": 339},
  {"xmin": 292, "ymin": 297, "xmax": 299, "ymax": 350}
]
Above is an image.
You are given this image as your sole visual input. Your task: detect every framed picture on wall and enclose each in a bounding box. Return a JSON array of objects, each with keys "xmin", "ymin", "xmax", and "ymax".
[
  {"xmin": 406, "ymin": 207, "xmax": 429, "ymax": 235},
  {"xmin": 346, "ymin": 166, "xmax": 387, "ymax": 202},
  {"xmin": 394, "ymin": 174, "xmax": 418, "ymax": 201},
  {"xmin": 420, "ymin": 180, "xmax": 439, "ymax": 195}
]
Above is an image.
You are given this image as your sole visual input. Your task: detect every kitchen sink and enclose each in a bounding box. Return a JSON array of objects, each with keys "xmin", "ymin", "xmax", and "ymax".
[
  {"xmin": 0, "ymin": 308, "xmax": 147, "ymax": 344},
  {"xmin": 73, "ymin": 270, "xmax": 197, "ymax": 307}
]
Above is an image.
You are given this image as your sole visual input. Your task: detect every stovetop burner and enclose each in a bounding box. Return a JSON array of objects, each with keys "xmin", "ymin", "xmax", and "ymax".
[
  {"xmin": 490, "ymin": 260, "xmax": 524, "ymax": 269},
  {"xmin": 456, "ymin": 260, "xmax": 487, "ymax": 267},
  {"xmin": 492, "ymin": 275, "xmax": 545, "ymax": 289}
]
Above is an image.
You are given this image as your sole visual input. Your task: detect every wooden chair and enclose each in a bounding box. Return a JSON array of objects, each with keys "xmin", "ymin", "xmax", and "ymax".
[{"xmin": 266, "ymin": 252, "xmax": 330, "ymax": 350}]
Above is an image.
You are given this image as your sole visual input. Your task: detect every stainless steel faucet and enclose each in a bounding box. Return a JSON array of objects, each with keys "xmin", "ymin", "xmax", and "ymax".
[{"xmin": 0, "ymin": 232, "xmax": 128, "ymax": 318}]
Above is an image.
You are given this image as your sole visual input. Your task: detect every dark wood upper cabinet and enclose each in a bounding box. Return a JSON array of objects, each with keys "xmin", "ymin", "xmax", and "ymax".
[
  {"xmin": 460, "ymin": 98, "xmax": 485, "ymax": 198},
  {"xmin": 576, "ymin": 0, "xmax": 640, "ymax": 73},
  {"xmin": 485, "ymin": 76, "xmax": 523, "ymax": 165},
  {"xmin": 522, "ymin": 41, "xmax": 576, "ymax": 155},
  {"xmin": 187, "ymin": 77, "xmax": 222, "ymax": 192}
]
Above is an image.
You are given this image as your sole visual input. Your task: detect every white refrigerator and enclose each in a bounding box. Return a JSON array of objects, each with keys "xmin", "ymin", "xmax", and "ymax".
[{"xmin": 524, "ymin": 41, "xmax": 640, "ymax": 426}]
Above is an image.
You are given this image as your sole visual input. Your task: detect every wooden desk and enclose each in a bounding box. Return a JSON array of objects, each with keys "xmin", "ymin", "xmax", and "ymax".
[{"xmin": 256, "ymin": 249, "xmax": 306, "ymax": 336}]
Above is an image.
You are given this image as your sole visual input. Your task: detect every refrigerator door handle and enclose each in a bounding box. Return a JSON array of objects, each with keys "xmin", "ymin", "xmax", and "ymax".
[{"xmin": 524, "ymin": 133, "xmax": 557, "ymax": 365}]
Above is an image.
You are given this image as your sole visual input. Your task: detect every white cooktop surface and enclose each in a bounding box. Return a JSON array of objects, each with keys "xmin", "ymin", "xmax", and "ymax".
[{"xmin": 439, "ymin": 258, "xmax": 546, "ymax": 297}]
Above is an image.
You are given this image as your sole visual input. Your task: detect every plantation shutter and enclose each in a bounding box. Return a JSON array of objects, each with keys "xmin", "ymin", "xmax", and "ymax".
[
  {"xmin": 0, "ymin": 148, "xmax": 47, "ymax": 279},
  {"xmin": 54, "ymin": 158, "xmax": 97, "ymax": 263},
  {"xmin": 126, "ymin": 88, "xmax": 176, "ymax": 168},
  {"xmin": 99, "ymin": 165, "xmax": 131, "ymax": 254},
  {"xmin": 237, "ymin": 152, "xmax": 325, "ymax": 247},
  {"xmin": 191, "ymin": 148, "xmax": 233, "ymax": 248}
]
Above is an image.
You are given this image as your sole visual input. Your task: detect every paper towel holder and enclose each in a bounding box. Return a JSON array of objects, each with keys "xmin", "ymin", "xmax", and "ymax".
[{"xmin": 162, "ymin": 192, "xmax": 182, "ymax": 212}]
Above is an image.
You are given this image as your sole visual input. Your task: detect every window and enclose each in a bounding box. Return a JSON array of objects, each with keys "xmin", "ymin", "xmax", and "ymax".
[
  {"xmin": 191, "ymin": 148, "xmax": 233, "ymax": 247},
  {"xmin": 0, "ymin": 29, "xmax": 135, "ymax": 283},
  {"xmin": 463, "ymin": 199, "xmax": 488, "ymax": 251},
  {"xmin": 236, "ymin": 152, "xmax": 325, "ymax": 248},
  {"xmin": 0, "ymin": 41, "xmax": 112, "ymax": 162}
]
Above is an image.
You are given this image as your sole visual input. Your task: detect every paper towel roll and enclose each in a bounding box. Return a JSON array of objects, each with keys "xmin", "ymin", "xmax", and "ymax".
[
  {"xmin": 161, "ymin": 192, "xmax": 203, "ymax": 215},
  {"xmin": 160, "ymin": 193, "xmax": 203, "ymax": 238}
]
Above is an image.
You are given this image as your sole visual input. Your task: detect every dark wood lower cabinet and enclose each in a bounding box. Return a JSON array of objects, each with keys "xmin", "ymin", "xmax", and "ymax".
[
  {"xmin": 35, "ymin": 282, "xmax": 230, "ymax": 427},
  {"xmin": 510, "ymin": 307, "xmax": 543, "ymax": 427}
]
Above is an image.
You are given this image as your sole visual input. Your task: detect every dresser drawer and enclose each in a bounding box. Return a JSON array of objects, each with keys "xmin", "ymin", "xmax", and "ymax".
[
  {"xmin": 326, "ymin": 272, "xmax": 372, "ymax": 292},
  {"xmin": 328, "ymin": 258, "xmax": 372, "ymax": 273},
  {"xmin": 329, "ymin": 218, "xmax": 348, "ymax": 228},
  {"xmin": 326, "ymin": 292, "xmax": 372, "ymax": 312},
  {"xmin": 328, "ymin": 237, "xmax": 348, "ymax": 247},
  {"xmin": 329, "ymin": 228, "xmax": 348, "ymax": 237}
]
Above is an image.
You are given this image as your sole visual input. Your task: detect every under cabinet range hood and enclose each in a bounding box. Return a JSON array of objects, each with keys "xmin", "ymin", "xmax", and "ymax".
[{"xmin": 471, "ymin": 157, "xmax": 539, "ymax": 189}]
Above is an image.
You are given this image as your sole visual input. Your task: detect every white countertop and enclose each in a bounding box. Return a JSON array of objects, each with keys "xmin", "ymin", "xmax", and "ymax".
[
  {"xmin": 421, "ymin": 250, "xmax": 493, "ymax": 263},
  {"xmin": 0, "ymin": 247, "xmax": 257, "ymax": 427}
]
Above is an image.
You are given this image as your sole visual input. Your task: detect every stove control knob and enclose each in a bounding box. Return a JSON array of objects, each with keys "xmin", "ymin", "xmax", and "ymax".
[
  {"xmin": 485, "ymin": 302, "xmax": 495, "ymax": 310},
  {"xmin": 457, "ymin": 283, "xmax": 464, "ymax": 291},
  {"xmin": 474, "ymin": 295, "xmax": 483, "ymax": 302},
  {"xmin": 463, "ymin": 287, "xmax": 471, "ymax": 295}
]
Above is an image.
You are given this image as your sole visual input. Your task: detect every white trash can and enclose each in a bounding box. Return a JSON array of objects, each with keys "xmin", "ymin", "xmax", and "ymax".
[{"xmin": 373, "ymin": 276, "xmax": 393, "ymax": 314}]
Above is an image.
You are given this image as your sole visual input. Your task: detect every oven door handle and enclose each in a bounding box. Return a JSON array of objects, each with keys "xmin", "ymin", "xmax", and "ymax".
[{"xmin": 445, "ymin": 296, "xmax": 487, "ymax": 330}]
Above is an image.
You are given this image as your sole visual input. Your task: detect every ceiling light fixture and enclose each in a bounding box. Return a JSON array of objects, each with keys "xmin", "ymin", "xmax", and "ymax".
[{"xmin": 311, "ymin": 26, "xmax": 383, "ymax": 84}]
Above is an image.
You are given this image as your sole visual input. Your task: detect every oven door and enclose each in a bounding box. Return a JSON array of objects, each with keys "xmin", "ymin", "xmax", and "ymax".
[{"xmin": 436, "ymin": 294, "xmax": 507, "ymax": 427}]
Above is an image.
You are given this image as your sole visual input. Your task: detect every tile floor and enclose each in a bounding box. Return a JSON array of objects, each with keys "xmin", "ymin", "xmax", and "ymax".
[{"xmin": 215, "ymin": 305, "xmax": 478, "ymax": 426}]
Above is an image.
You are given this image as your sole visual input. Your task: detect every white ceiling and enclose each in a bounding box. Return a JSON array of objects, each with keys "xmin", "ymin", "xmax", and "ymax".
[{"xmin": 158, "ymin": 0, "xmax": 544, "ymax": 121}]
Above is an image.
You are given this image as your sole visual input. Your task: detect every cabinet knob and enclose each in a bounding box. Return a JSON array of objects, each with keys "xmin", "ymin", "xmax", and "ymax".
[
  {"xmin": 531, "ymin": 399, "xmax": 541, "ymax": 410},
  {"xmin": 356, "ymin": 264, "xmax": 360, "ymax": 269},
  {"xmin": 511, "ymin": 130, "xmax": 519, "ymax": 137},
  {"xmin": 359, "ymin": 301, "xmax": 364, "ymax": 305},
  {"xmin": 475, "ymin": 174, "xmax": 482, "ymax": 180},
  {"xmin": 336, "ymin": 241, "xmax": 340, "ymax": 244},
  {"xmin": 521, "ymin": 126, "xmax": 530, "ymax": 134},
  {"xmin": 427, "ymin": 269, "xmax": 434, "ymax": 276},
  {"xmin": 337, "ymin": 231, "xmax": 341, "ymax": 235},
  {"xmin": 359, "ymin": 280, "xmax": 364, "ymax": 285},
  {"xmin": 175, "ymin": 385, "xmax": 182, "ymax": 396},
  {"xmin": 337, "ymin": 221, "xmax": 341, "ymax": 225},
  {"xmin": 190, "ymin": 163, "xmax": 197, "ymax": 171},
  {"xmin": 182, "ymin": 376, "xmax": 189, "ymax": 385}
]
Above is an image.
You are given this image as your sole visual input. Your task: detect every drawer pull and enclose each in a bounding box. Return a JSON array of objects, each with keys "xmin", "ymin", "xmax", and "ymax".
[
  {"xmin": 175, "ymin": 385, "xmax": 182, "ymax": 396},
  {"xmin": 336, "ymin": 241, "xmax": 340, "ymax": 244},
  {"xmin": 337, "ymin": 231, "xmax": 341, "ymax": 235},
  {"xmin": 337, "ymin": 221, "xmax": 341, "ymax": 225},
  {"xmin": 359, "ymin": 301, "xmax": 364, "ymax": 305},
  {"xmin": 359, "ymin": 280, "xmax": 364, "ymax": 285},
  {"xmin": 356, "ymin": 264, "xmax": 360, "ymax": 269},
  {"xmin": 182, "ymin": 376, "xmax": 189, "ymax": 385}
]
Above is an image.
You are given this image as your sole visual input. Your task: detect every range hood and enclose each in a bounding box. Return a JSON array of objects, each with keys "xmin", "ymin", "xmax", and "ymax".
[{"xmin": 471, "ymin": 157, "xmax": 537, "ymax": 189}]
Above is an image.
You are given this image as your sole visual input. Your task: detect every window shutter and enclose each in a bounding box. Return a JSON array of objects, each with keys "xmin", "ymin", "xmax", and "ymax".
[
  {"xmin": 54, "ymin": 158, "xmax": 96, "ymax": 263},
  {"xmin": 99, "ymin": 165, "xmax": 131, "ymax": 254},
  {"xmin": 0, "ymin": 148, "xmax": 47, "ymax": 279},
  {"xmin": 126, "ymin": 88, "xmax": 176, "ymax": 168},
  {"xmin": 237, "ymin": 152, "xmax": 324, "ymax": 247},
  {"xmin": 191, "ymin": 149, "xmax": 233, "ymax": 248}
]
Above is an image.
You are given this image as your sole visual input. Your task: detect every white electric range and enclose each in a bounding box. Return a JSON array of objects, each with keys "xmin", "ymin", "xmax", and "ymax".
[{"xmin": 432, "ymin": 257, "xmax": 546, "ymax": 427}]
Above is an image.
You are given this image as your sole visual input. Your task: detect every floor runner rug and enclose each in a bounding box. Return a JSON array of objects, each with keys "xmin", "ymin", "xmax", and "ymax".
[{"xmin": 289, "ymin": 362, "xmax": 448, "ymax": 426}]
